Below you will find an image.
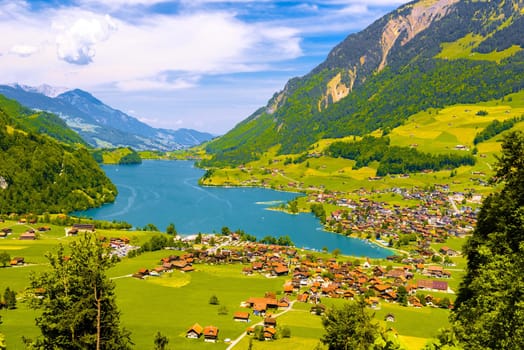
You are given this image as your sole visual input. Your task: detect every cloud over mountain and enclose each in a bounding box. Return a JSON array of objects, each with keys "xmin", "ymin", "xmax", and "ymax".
[{"xmin": 55, "ymin": 15, "xmax": 117, "ymax": 65}]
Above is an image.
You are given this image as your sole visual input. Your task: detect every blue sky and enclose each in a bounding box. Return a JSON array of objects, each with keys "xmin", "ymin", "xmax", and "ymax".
[{"xmin": 0, "ymin": 0, "xmax": 408, "ymax": 134}]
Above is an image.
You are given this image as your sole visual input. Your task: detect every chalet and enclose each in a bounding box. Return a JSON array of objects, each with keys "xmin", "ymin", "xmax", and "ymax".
[
  {"xmin": 10, "ymin": 257, "xmax": 24, "ymax": 266},
  {"xmin": 264, "ymin": 327, "xmax": 277, "ymax": 340},
  {"xmin": 133, "ymin": 268, "xmax": 150, "ymax": 279},
  {"xmin": 0, "ymin": 231, "xmax": 7, "ymax": 239},
  {"xmin": 272, "ymin": 265, "xmax": 289, "ymax": 276},
  {"xmin": 283, "ymin": 283, "xmax": 294, "ymax": 294},
  {"xmin": 297, "ymin": 293, "xmax": 309, "ymax": 303},
  {"xmin": 253, "ymin": 303, "xmax": 267, "ymax": 316},
  {"xmin": 73, "ymin": 223, "xmax": 96, "ymax": 232},
  {"xmin": 19, "ymin": 232, "xmax": 36, "ymax": 240},
  {"xmin": 385, "ymin": 313, "xmax": 395, "ymax": 322},
  {"xmin": 186, "ymin": 323, "xmax": 203, "ymax": 339},
  {"xmin": 310, "ymin": 304, "xmax": 326, "ymax": 315},
  {"xmin": 233, "ymin": 311, "xmax": 250, "ymax": 323},
  {"xmin": 181, "ymin": 265, "xmax": 195, "ymax": 273},
  {"xmin": 417, "ymin": 279, "xmax": 449, "ymax": 292},
  {"xmin": 439, "ymin": 246, "xmax": 459, "ymax": 257},
  {"xmin": 264, "ymin": 316, "xmax": 277, "ymax": 328},
  {"xmin": 425, "ymin": 265, "xmax": 449, "ymax": 278},
  {"xmin": 170, "ymin": 259, "xmax": 187, "ymax": 268},
  {"xmin": 246, "ymin": 326, "xmax": 255, "ymax": 335},
  {"xmin": 203, "ymin": 325, "xmax": 219, "ymax": 342},
  {"xmin": 366, "ymin": 297, "xmax": 380, "ymax": 309}
]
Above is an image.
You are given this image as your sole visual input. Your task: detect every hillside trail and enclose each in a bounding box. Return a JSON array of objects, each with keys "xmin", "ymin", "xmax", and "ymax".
[{"xmin": 226, "ymin": 300, "xmax": 297, "ymax": 350}]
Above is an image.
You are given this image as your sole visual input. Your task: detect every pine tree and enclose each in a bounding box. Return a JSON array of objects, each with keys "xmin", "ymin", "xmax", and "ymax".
[
  {"xmin": 452, "ymin": 131, "xmax": 524, "ymax": 349},
  {"xmin": 30, "ymin": 233, "xmax": 132, "ymax": 349}
]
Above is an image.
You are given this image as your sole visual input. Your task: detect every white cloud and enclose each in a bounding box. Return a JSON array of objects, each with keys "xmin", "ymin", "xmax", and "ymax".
[
  {"xmin": 55, "ymin": 15, "xmax": 117, "ymax": 65},
  {"xmin": 9, "ymin": 44, "xmax": 38, "ymax": 57}
]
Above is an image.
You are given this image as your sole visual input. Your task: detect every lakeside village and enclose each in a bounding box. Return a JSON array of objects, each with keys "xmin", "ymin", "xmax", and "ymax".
[{"xmin": 1, "ymin": 184, "xmax": 476, "ymax": 342}]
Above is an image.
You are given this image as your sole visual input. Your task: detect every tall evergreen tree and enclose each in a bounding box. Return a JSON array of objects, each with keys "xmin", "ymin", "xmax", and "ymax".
[
  {"xmin": 30, "ymin": 233, "xmax": 132, "ymax": 349},
  {"xmin": 452, "ymin": 131, "xmax": 524, "ymax": 349}
]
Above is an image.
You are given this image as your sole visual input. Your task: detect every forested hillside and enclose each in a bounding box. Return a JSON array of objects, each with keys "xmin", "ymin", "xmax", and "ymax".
[
  {"xmin": 0, "ymin": 97, "xmax": 117, "ymax": 214},
  {"xmin": 0, "ymin": 95, "xmax": 86, "ymax": 146},
  {"xmin": 204, "ymin": 0, "xmax": 524, "ymax": 166}
]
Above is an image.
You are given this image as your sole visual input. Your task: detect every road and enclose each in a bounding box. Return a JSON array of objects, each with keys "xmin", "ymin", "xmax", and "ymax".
[{"xmin": 226, "ymin": 300, "xmax": 296, "ymax": 350}]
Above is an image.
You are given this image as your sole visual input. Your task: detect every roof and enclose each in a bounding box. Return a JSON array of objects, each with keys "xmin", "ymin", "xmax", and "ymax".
[
  {"xmin": 187, "ymin": 323, "xmax": 203, "ymax": 335},
  {"xmin": 233, "ymin": 311, "xmax": 250, "ymax": 319},
  {"xmin": 203, "ymin": 326, "xmax": 219, "ymax": 337}
]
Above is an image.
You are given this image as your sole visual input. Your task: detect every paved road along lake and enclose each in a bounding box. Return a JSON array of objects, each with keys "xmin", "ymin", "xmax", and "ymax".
[{"xmin": 76, "ymin": 160, "xmax": 391, "ymax": 258}]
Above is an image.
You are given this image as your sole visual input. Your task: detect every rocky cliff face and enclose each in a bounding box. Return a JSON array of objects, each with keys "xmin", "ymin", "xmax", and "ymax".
[{"xmin": 269, "ymin": 0, "xmax": 461, "ymax": 113}]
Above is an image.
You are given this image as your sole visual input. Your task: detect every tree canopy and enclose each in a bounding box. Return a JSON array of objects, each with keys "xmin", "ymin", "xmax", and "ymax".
[
  {"xmin": 29, "ymin": 233, "xmax": 132, "ymax": 349},
  {"xmin": 321, "ymin": 300, "xmax": 404, "ymax": 350},
  {"xmin": 451, "ymin": 130, "xmax": 524, "ymax": 349}
]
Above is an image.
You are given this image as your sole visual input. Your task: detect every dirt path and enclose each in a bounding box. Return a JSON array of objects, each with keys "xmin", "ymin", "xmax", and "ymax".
[{"xmin": 226, "ymin": 301, "xmax": 296, "ymax": 350}]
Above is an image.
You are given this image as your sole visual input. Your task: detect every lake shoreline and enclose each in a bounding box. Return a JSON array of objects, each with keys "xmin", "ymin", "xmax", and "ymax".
[{"xmin": 76, "ymin": 160, "xmax": 393, "ymax": 258}]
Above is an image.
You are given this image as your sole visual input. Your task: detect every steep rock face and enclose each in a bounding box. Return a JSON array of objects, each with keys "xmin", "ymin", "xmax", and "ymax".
[
  {"xmin": 378, "ymin": 0, "xmax": 459, "ymax": 70},
  {"xmin": 282, "ymin": 0, "xmax": 460, "ymax": 112}
]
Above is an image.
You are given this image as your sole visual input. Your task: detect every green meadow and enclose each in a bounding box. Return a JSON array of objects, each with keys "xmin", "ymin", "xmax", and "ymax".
[{"xmin": 202, "ymin": 92, "xmax": 524, "ymax": 199}]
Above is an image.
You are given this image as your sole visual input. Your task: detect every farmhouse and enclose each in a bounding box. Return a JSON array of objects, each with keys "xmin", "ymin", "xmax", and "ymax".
[
  {"xmin": 417, "ymin": 279, "xmax": 449, "ymax": 292},
  {"xmin": 10, "ymin": 257, "xmax": 24, "ymax": 266},
  {"xmin": 66, "ymin": 223, "xmax": 95, "ymax": 236},
  {"xmin": 264, "ymin": 327, "xmax": 277, "ymax": 340},
  {"xmin": 439, "ymin": 246, "xmax": 459, "ymax": 256},
  {"xmin": 264, "ymin": 316, "xmax": 277, "ymax": 328},
  {"xmin": 19, "ymin": 232, "xmax": 36, "ymax": 240},
  {"xmin": 233, "ymin": 311, "xmax": 250, "ymax": 322},
  {"xmin": 186, "ymin": 323, "xmax": 203, "ymax": 339},
  {"xmin": 203, "ymin": 325, "xmax": 219, "ymax": 342}
]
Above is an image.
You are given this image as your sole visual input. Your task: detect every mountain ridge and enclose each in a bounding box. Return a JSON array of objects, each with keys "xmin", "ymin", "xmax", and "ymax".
[
  {"xmin": 204, "ymin": 0, "xmax": 524, "ymax": 166},
  {"xmin": 0, "ymin": 84, "xmax": 214, "ymax": 151}
]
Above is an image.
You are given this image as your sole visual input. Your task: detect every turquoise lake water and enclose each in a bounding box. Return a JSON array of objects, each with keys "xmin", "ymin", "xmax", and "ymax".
[{"xmin": 76, "ymin": 160, "xmax": 391, "ymax": 258}]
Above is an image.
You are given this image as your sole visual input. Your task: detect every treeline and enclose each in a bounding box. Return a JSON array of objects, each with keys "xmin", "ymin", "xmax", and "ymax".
[
  {"xmin": 473, "ymin": 115, "xmax": 524, "ymax": 144},
  {"xmin": 328, "ymin": 136, "xmax": 475, "ymax": 176},
  {"xmin": 92, "ymin": 147, "xmax": 142, "ymax": 165},
  {"xmin": 220, "ymin": 226, "xmax": 294, "ymax": 246}
]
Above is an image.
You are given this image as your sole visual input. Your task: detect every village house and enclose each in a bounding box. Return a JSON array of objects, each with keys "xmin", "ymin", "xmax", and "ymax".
[
  {"xmin": 19, "ymin": 231, "xmax": 36, "ymax": 240},
  {"xmin": 233, "ymin": 311, "xmax": 250, "ymax": 323},
  {"xmin": 439, "ymin": 246, "xmax": 459, "ymax": 257},
  {"xmin": 264, "ymin": 327, "xmax": 277, "ymax": 340},
  {"xmin": 10, "ymin": 257, "xmax": 24, "ymax": 266},
  {"xmin": 264, "ymin": 316, "xmax": 277, "ymax": 328},
  {"xmin": 186, "ymin": 323, "xmax": 203, "ymax": 339},
  {"xmin": 203, "ymin": 325, "xmax": 219, "ymax": 343}
]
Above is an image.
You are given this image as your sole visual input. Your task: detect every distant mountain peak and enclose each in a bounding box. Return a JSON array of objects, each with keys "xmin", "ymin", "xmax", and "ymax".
[
  {"xmin": 0, "ymin": 83, "xmax": 214, "ymax": 151},
  {"xmin": 58, "ymin": 89, "xmax": 104, "ymax": 105},
  {"xmin": 8, "ymin": 83, "xmax": 69, "ymax": 98}
]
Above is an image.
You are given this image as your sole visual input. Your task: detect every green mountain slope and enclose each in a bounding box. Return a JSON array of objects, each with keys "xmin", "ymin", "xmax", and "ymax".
[
  {"xmin": 204, "ymin": 0, "xmax": 524, "ymax": 166},
  {"xmin": 0, "ymin": 94, "xmax": 86, "ymax": 146},
  {"xmin": 0, "ymin": 97, "xmax": 116, "ymax": 214}
]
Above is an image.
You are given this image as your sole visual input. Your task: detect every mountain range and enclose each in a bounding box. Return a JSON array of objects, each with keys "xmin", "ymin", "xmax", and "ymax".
[
  {"xmin": 0, "ymin": 83, "xmax": 214, "ymax": 151},
  {"xmin": 204, "ymin": 0, "xmax": 524, "ymax": 166}
]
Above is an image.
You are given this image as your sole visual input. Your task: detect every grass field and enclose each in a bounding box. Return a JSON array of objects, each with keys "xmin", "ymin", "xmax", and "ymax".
[{"xmin": 202, "ymin": 91, "xmax": 524, "ymax": 199}]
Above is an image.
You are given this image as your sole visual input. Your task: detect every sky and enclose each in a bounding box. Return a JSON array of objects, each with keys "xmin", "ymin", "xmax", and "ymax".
[{"xmin": 1, "ymin": 0, "xmax": 408, "ymax": 134}]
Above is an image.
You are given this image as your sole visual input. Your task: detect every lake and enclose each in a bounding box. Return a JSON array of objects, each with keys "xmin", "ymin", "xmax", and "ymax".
[{"xmin": 76, "ymin": 160, "xmax": 391, "ymax": 258}]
